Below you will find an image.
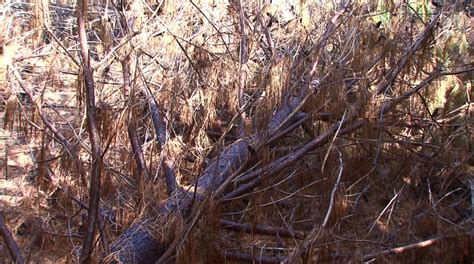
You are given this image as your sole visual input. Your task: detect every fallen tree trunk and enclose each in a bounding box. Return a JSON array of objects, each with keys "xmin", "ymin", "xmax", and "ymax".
[
  {"xmin": 104, "ymin": 142, "xmax": 251, "ymax": 263},
  {"xmin": 103, "ymin": 4, "xmax": 352, "ymax": 261},
  {"xmin": 104, "ymin": 96, "xmax": 304, "ymax": 263}
]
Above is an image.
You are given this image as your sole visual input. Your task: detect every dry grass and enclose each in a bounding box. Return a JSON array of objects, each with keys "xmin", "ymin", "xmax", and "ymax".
[{"xmin": 0, "ymin": 0, "xmax": 472, "ymax": 263}]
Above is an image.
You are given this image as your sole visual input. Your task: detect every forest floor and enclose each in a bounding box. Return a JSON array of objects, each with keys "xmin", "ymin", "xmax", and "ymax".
[
  {"xmin": 0, "ymin": 103, "xmax": 76, "ymax": 263},
  {"xmin": 1, "ymin": 1, "xmax": 473, "ymax": 263}
]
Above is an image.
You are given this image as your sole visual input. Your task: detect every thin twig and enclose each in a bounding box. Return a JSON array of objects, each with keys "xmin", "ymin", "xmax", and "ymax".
[
  {"xmin": 368, "ymin": 187, "xmax": 403, "ymax": 233},
  {"xmin": 322, "ymin": 147, "xmax": 344, "ymax": 228},
  {"xmin": 321, "ymin": 109, "xmax": 347, "ymax": 172},
  {"xmin": 284, "ymin": 147, "xmax": 344, "ymax": 263}
]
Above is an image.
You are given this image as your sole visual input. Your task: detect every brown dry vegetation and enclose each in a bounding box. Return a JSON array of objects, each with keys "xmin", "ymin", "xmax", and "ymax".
[{"xmin": 0, "ymin": 0, "xmax": 473, "ymax": 263}]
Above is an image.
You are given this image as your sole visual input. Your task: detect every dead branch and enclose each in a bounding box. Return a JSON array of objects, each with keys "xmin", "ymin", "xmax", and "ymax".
[
  {"xmin": 359, "ymin": 236, "xmax": 442, "ymax": 262},
  {"xmin": 10, "ymin": 63, "xmax": 111, "ymax": 256},
  {"xmin": 189, "ymin": 0, "xmax": 233, "ymax": 59},
  {"xmin": 142, "ymin": 83, "xmax": 177, "ymax": 196},
  {"xmin": 267, "ymin": 113, "xmax": 308, "ymax": 144},
  {"xmin": 222, "ymin": 250, "xmax": 286, "ymax": 263},
  {"xmin": 237, "ymin": 0, "xmax": 249, "ymax": 137},
  {"xmin": 221, "ymin": 219, "xmax": 306, "ymax": 239},
  {"xmin": 262, "ymin": 15, "xmax": 275, "ymax": 56},
  {"xmin": 3, "ymin": 2, "xmax": 471, "ymax": 263},
  {"xmin": 77, "ymin": 0, "xmax": 104, "ymax": 261},
  {"xmin": 104, "ymin": 93, "xmax": 306, "ymax": 263},
  {"xmin": 128, "ymin": 123, "xmax": 148, "ymax": 178},
  {"xmin": 375, "ymin": 12, "xmax": 441, "ymax": 95},
  {"xmin": 224, "ymin": 66, "xmax": 471, "ymax": 203},
  {"xmin": 122, "ymin": 55, "xmax": 148, "ymax": 181},
  {"xmin": 224, "ymin": 119, "xmax": 364, "ymax": 200},
  {"xmin": 11, "ymin": 67, "xmax": 84, "ymax": 174},
  {"xmin": 270, "ymin": 5, "xmax": 350, "ymax": 136},
  {"xmin": 105, "ymin": 140, "xmax": 251, "ymax": 263},
  {"xmin": 0, "ymin": 212, "xmax": 25, "ymax": 264},
  {"xmin": 379, "ymin": 67, "xmax": 474, "ymax": 116}
]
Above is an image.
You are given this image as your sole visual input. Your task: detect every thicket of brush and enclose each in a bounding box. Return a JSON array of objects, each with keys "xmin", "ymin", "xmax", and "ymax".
[{"xmin": 0, "ymin": 0, "xmax": 472, "ymax": 263}]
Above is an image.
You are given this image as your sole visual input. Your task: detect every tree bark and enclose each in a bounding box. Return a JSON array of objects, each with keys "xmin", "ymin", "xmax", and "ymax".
[
  {"xmin": 0, "ymin": 212, "xmax": 25, "ymax": 264},
  {"xmin": 104, "ymin": 97, "xmax": 305, "ymax": 263},
  {"xmin": 77, "ymin": 0, "xmax": 103, "ymax": 262}
]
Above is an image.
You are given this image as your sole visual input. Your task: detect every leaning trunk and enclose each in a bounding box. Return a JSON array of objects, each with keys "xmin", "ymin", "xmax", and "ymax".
[{"xmin": 104, "ymin": 97, "xmax": 304, "ymax": 263}]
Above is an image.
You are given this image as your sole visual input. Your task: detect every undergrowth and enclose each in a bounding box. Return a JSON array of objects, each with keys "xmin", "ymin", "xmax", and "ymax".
[{"xmin": 0, "ymin": 0, "xmax": 472, "ymax": 263}]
